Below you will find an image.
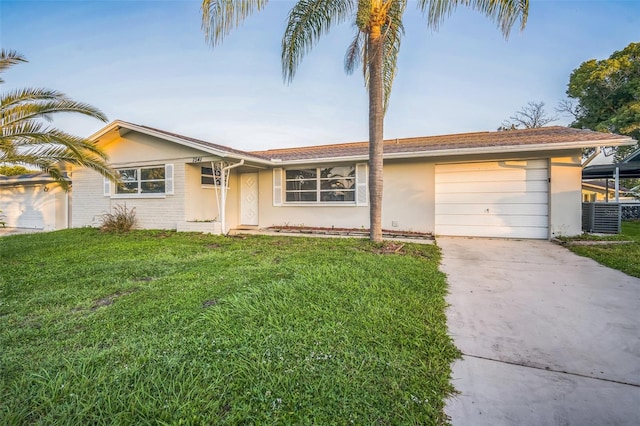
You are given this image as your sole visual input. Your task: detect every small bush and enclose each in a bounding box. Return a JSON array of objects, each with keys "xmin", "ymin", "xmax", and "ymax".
[{"xmin": 100, "ymin": 204, "xmax": 136, "ymax": 233}]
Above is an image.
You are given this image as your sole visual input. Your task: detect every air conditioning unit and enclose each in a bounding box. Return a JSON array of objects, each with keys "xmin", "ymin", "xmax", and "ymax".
[{"xmin": 582, "ymin": 203, "xmax": 621, "ymax": 234}]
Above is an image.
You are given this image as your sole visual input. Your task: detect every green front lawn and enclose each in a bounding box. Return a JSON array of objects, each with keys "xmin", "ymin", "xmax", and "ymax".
[
  {"xmin": 564, "ymin": 221, "xmax": 640, "ymax": 278},
  {"xmin": 0, "ymin": 229, "xmax": 459, "ymax": 425}
]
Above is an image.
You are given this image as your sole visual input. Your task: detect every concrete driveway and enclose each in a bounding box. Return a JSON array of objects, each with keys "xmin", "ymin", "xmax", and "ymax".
[{"xmin": 440, "ymin": 237, "xmax": 640, "ymax": 426}]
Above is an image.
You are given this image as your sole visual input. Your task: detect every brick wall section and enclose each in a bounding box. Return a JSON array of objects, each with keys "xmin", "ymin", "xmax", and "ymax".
[{"xmin": 71, "ymin": 162, "xmax": 186, "ymax": 230}]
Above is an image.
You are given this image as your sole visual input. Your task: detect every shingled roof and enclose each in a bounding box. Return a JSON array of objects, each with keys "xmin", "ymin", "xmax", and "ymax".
[
  {"xmin": 92, "ymin": 121, "xmax": 634, "ymax": 165},
  {"xmin": 133, "ymin": 123, "xmax": 271, "ymax": 161},
  {"xmin": 251, "ymin": 126, "xmax": 633, "ymax": 162}
]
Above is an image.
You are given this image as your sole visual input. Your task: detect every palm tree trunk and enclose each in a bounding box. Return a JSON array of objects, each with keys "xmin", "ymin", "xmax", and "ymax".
[{"xmin": 368, "ymin": 28, "xmax": 384, "ymax": 242}]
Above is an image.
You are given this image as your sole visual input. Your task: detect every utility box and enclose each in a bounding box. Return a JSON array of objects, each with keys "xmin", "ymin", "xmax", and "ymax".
[{"xmin": 582, "ymin": 203, "xmax": 621, "ymax": 234}]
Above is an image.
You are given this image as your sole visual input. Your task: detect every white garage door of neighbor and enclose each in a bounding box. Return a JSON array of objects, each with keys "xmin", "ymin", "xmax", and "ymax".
[
  {"xmin": 1, "ymin": 185, "xmax": 48, "ymax": 229},
  {"xmin": 435, "ymin": 159, "xmax": 549, "ymax": 239}
]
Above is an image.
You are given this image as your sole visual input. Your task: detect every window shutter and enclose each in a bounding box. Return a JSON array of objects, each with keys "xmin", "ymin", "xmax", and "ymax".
[
  {"xmin": 103, "ymin": 177, "xmax": 111, "ymax": 196},
  {"xmin": 273, "ymin": 168, "xmax": 283, "ymax": 206},
  {"xmin": 165, "ymin": 164, "xmax": 174, "ymax": 195},
  {"xmin": 356, "ymin": 163, "xmax": 368, "ymax": 206}
]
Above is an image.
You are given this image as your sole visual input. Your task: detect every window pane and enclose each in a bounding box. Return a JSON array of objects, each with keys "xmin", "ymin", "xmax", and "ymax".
[
  {"xmin": 201, "ymin": 166, "xmax": 213, "ymax": 176},
  {"xmin": 320, "ymin": 166, "xmax": 355, "ymax": 179},
  {"xmin": 202, "ymin": 176, "xmax": 215, "ymax": 185},
  {"xmin": 116, "ymin": 182, "xmax": 138, "ymax": 194},
  {"xmin": 119, "ymin": 169, "xmax": 137, "ymax": 181},
  {"xmin": 286, "ymin": 191, "xmax": 317, "ymax": 202},
  {"xmin": 286, "ymin": 180, "xmax": 317, "ymax": 191},
  {"xmin": 320, "ymin": 190, "xmax": 355, "ymax": 202},
  {"xmin": 320, "ymin": 177, "xmax": 355, "ymax": 190},
  {"xmin": 286, "ymin": 169, "xmax": 316, "ymax": 180},
  {"xmin": 141, "ymin": 167, "xmax": 165, "ymax": 180},
  {"xmin": 141, "ymin": 181, "xmax": 165, "ymax": 193}
]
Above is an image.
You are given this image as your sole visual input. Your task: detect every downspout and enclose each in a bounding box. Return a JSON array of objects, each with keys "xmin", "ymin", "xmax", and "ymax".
[
  {"xmin": 220, "ymin": 160, "xmax": 244, "ymax": 235},
  {"xmin": 614, "ymin": 166, "xmax": 620, "ymax": 203}
]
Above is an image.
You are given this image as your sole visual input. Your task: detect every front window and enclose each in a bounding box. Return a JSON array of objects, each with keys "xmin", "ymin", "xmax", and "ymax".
[
  {"xmin": 285, "ymin": 166, "xmax": 355, "ymax": 203},
  {"xmin": 201, "ymin": 165, "xmax": 224, "ymax": 186},
  {"xmin": 116, "ymin": 166, "xmax": 165, "ymax": 194}
]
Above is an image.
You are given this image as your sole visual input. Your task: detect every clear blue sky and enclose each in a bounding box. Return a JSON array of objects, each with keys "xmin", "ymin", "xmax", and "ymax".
[{"xmin": 1, "ymin": 0, "xmax": 638, "ymax": 151}]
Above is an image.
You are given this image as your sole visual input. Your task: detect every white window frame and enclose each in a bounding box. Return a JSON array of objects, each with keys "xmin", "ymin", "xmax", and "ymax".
[
  {"xmin": 105, "ymin": 164, "xmax": 173, "ymax": 198},
  {"xmin": 277, "ymin": 164, "xmax": 367, "ymax": 206},
  {"xmin": 200, "ymin": 164, "xmax": 229, "ymax": 188}
]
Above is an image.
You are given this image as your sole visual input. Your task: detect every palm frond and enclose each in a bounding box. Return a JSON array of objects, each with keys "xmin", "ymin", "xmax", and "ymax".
[
  {"xmin": 1, "ymin": 88, "xmax": 69, "ymax": 110},
  {"xmin": 282, "ymin": 0, "xmax": 355, "ymax": 83},
  {"xmin": 0, "ymin": 50, "xmax": 114, "ymax": 187},
  {"xmin": 380, "ymin": 1, "xmax": 405, "ymax": 111},
  {"xmin": 0, "ymin": 49, "xmax": 27, "ymax": 83},
  {"xmin": 344, "ymin": 30, "xmax": 364, "ymax": 75},
  {"xmin": 202, "ymin": 0, "xmax": 269, "ymax": 47},
  {"xmin": 1, "ymin": 92, "xmax": 108, "ymax": 127},
  {"xmin": 418, "ymin": 0, "xmax": 528, "ymax": 38}
]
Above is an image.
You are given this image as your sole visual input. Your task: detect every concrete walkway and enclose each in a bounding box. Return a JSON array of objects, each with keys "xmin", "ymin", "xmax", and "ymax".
[{"xmin": 440, "ymin": 237, "xmax": 640, "ymax": 426}]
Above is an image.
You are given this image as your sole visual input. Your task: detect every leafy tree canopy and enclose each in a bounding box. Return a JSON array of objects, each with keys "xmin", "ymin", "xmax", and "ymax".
[
  {"xmin": 0, "ymin": 165, "xmax": 36, "ymax": 176},
  {"xmin": 562, "ymin": 42, "xmax": 639, "ymax": 161}
]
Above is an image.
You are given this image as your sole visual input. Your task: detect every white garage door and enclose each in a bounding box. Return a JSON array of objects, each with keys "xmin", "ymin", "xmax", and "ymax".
[
  {"xmin": 1, "ymin": 185, "xmax": 47, "ymax": 229},
  {"xmin": 435, "ymin": 159, "xmax": 548, "ymax": 239}
]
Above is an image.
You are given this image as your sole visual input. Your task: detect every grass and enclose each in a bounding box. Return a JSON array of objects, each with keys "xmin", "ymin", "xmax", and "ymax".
[
  {"xmin": 562, "ymin": 221, "xmax": 640, "ymax": 278},
  {"xmin": 0, "ymin": 229, "xmax": 459, "ymax": 425}
]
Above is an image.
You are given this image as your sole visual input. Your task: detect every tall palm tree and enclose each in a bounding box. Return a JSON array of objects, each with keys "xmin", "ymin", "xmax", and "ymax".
[
  {"xmin": 0, "ymin": 49, "xmax": 117, "ymax": 190},
  {"xmin": 202, "ymin": 0, "xmax": 529, "ymax": 242}
]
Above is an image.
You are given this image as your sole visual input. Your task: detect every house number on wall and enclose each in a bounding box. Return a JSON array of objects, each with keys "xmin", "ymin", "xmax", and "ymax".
[{"xmin": 192, "ymin": 157, "xmax": 202, "ymax": 163}]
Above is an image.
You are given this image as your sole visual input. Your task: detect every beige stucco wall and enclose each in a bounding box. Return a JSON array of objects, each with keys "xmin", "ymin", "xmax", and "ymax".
[
  {"xmin": 254, "ymin": 160, "xmax": 434, "ymax": 233},
  {"xmin": 71, "ymin": 128, "xmax": 586, "ymax": 238},
  {"xmin": 381, "ymin": 160, "xmax": 434, "ymax": 233},
  {"xmin": 254, "ymin": 150, "xmax": 584, "ymax": 238},
  {"xmin": 183, "ymin": 163, "xmax": 240, "ymax": 232},
  {"xmin": 255, "ymin": 166, "xmax": 370, "ymax": 230},
  {"xmin": 549, "ymin": 152, "xmax": 583, "ymax": 237},
  {"xmin": 184, "ymin": 163, "xmax": 220, "ymax": 222}
]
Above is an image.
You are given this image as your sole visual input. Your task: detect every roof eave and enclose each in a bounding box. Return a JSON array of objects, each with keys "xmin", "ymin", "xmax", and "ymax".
[
  {"xmin": 270, "ymin": 137, "xmax": 635, "ymax": 164},
  {"xmin": 0, "ymin": 176, "xmax": 68, "ymax": 185},
  {"xmin": 90, "ymin": 120, "xmax": 272, "ymax": 166}
]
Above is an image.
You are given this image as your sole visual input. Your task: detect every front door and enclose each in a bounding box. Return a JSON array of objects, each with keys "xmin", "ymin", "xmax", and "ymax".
[{"xmin": 240, "ymin": 173, "xmax": 259, "ymax": 226}]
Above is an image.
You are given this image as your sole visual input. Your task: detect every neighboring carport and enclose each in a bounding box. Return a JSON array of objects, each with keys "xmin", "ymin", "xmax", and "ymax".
[{"xmin": 582, "ymin": 148, "xmax": 640, "ymax": 202}]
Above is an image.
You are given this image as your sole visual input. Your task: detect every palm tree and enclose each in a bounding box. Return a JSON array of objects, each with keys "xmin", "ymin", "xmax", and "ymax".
[
  {"xmin": 0, "ymin": 49, "xmax": 117, "ymax": 190},
  {"xmin": 202, "ymin": 0, "xmax": 529, "ymax": 242}
]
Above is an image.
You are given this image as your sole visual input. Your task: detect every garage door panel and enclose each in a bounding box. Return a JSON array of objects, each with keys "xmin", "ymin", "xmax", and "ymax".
[
  {"xmin": 435, "ymin": 159, "xmax": 547, "ymax": 173},
  {"xmin": 435, "ymin": 168, "xmax": 548, "ymax": 184},
  {"xmin": 436, "ymin": 214, "xmax": 548, "ymax": 227},
  {"xmin": 435, "ymin": 203, "xmax": 548, "ymax": 216},
  {"xmin": 436, "ymin": 192, "xmax": 548, "ymax": 204},
  {"xmin": 435, "ymin": 160, "xmax": 548, "ymax": 239},
  {"xmin": 436, "ymin": 224, "xmax": 548, "ymax": 239},
  {"xmin": 436, "ymin": 180, "xmax": 549, "ymax": 194}
]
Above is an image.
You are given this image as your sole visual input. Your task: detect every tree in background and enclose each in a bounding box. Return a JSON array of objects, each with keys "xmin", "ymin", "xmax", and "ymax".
[
  {"xmin": 0, "ymin": 50, "xmax": 117, "ymax": 190},
  {"xmin": 499, "ymin": 101, "xmax": 558, "ymax": 130},
  {"xmin": 202, "ymin": 0, "xmax": 529, "ymax": 242},
  {"xmin": 558, "ymin": 42, "xmax": 639, "ymax": 162},
  {"xmin": 0, "ymin": 165, "xmax": 35, "ymax": 176}
]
